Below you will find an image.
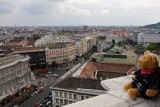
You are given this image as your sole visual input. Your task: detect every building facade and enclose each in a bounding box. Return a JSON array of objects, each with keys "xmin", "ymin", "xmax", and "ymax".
[
  {"xmin": 85, "ymin": 36, "xmax": 97, "ymax": 52},
  {"xmin": 51, "ymin": 77, "xmax": 106, "ymax": 107},
  {"xmin": 76, "ymin": 38, "xmax": 88, "ymax": 57},
  {"xmin": 34, "ymin": 34, "xmax": 54, "ymax": 46},
  {"xmin": 0, "ymin": 54, "xmax": 33, "ymax": 106},
  {"xmin": 46, "ymin": 42, "xmax": 76, "ymax": 64},
  {"xmin": 138, "ymin": 33, "xmax": 160, "ymax": 45},
  {"xmin": 13, "ymin": 47, "xmax": 47, "ymax": 73},
  {"xmin": 106, "ymin": 34, "xmax": 126, "ymax": 43},
  {"xmin": 93, "ymin": 50, "xmax": 137, "ymax": 65}
]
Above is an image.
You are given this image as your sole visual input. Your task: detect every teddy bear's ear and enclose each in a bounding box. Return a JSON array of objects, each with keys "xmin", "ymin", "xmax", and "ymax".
[
  {"xmin": 151, "ymin": 54, "xmax": 159, "ymax": 65},
  {"xmin": 144, "ymin": 51, "xmax": 151, "ymax": 55}
]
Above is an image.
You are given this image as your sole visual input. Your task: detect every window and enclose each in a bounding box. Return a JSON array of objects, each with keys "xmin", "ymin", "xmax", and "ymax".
[
  {"xmin": 55, "ymin": 91, "xmax": 58, "ymax": 97},
  {"xmin": 86, "ymin": 96, "xmax": 89, "ymax": 99},
  {"xmin": 81, "ymin": 95, "xmax": 84, "ymax": 100},
  {"xmin": 73, "ymin": 94, "xmax": 77, "ymax": 99},
  {"xmin": 55, "ymin": 99, "xmax": 59, "ymax": 104},
  {"xmin": 69, "ymin": 93, "xmax": 72, "ymax": 99},
  {"xmin": 56, "ymin": 105, "xmax": 60, "ymax": 107},
  {"xmin": 64, "ymin": 93, "xmax": 67, "ymax": 98},
  {"xmin": 64, "ymin": 100, "xmax": 68, "ymax": 105},
  {"xmin": 69, "ymin": 101, "xmax": 72, "ymax": 104},
  {"xmin": 60, "ymin": 99, "xmax": 63, "ymax": 104},
  {"xmin": 59, "ymin": 92, "xmax": 63, "ymax": 97}
]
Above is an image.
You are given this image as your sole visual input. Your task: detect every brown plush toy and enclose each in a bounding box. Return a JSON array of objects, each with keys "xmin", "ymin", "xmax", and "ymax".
[{"xmin": 124, "ymin": 51, "xmax": 160, "ymax": 100}]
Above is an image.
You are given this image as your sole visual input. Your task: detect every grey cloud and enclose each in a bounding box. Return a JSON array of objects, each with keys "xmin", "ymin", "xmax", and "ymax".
[
  {"xmin": 22, "ymin": 0, "xmax": 66, "ymax": 15},
  {"xmin": 0, "ymin": 5, "xmax": 11, "ymax": 14},
  {"xmin": 46, "ymin": 0, "xmax": 67, "ymax": 3},
  {"xmin": 23, "ymin": 2, "xmax": 52, "ymax": 14},
  {"xmin": 0, "ymin": 1, "xmax": 14, "ymax": 14}
]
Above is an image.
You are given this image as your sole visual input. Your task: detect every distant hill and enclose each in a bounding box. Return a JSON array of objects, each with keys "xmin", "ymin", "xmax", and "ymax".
[{"xmin": 144, "ymin": 22, "xmax": 160, "ymax": 29}]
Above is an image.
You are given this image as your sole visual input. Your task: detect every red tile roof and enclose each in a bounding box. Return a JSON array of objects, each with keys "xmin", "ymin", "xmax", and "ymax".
[
  {"xmin": 91, "ymin": 62, "xmax": 133, "ymax": 73},
  {"xmin": 80, "ymin": 62, "xmax": 96, "ymax": 77},
  {"xmin": 80, "ymin": 61, "xmax": 134, "ymax": 78},
  {"xmin": 27, "ymin": 37, "xmax": 36, "ymax": 46}
]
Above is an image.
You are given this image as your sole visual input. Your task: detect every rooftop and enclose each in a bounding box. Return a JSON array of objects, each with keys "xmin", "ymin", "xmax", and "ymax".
[
  {"xmin": 64, "ymin": 75, "xmax": 160, "ymax": 107},
  {"xmin": 9, "ymin": 37, "xmax": 25, "ymax": 42},
  {"xmin": 48, "ymin": 42, "xmax": 75, "ymax": 49},
  {"xmin": 52, "ymin": 77, "xmax": 105, "ymax": 91},
  {"xmin": 0, "ymin": 54, "xmax": 25, "ymax": 65},
  {"xmin": 80, "ymin": 61, "xmax": 134, "ymax": 78},
  {"xmin": 13, "ymin": 46, "xmax": 45, "ymax": 53},
  {"xmin": 92, "ymin": 62, "xmax": 134, "ymax": 72}
]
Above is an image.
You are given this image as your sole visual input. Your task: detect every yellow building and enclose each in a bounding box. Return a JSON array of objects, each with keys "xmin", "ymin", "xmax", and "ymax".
[
  {"xmin": 46, "ymin": 42, "xmax": 76, "ymax": 64},
  {"xmin": 93, "ymin": 50, "xmax": 137, "ymax": 65}
]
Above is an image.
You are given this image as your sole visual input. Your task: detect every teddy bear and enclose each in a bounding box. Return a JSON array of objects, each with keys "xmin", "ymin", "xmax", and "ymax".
[{"xmin": 124, "ymin": 51, "xmax": 160, "ymax": 100}]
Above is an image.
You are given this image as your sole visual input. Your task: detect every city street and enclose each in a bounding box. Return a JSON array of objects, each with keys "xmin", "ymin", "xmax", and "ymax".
[
  {"xmin": 19, "ymin": 64, "xmax": 76, "ymax": 107},
  {"xmin": 19, "ymin": 76, "xmax": 56, "ymax": 107},
  {"xmin": 97, "ymin": 40, "xmax": 108, "ymax": 52}
]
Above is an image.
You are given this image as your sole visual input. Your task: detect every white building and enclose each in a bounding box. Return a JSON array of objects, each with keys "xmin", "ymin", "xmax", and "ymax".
[
  {"xmin": 34, "ymin": 34, "xmax": 53, "ymax": 46},
  {"xmin": 129, "ymin": 32, "xmax": 139, "ymax": 42},
  {"xmin": 138, "ymin": 33, "xmax": 160, "ymax": 45},
  {"xmin": 0, "ymin": 54, "xmax": 33, "ymax": 106},
  {"xmin": 76, "ymin": 38, "xmax": 88, "ymax": 57},
  {"xmin": 106, "ymin": 34, "xmax": 126, "ymax": 43},
  {"xmin": 51, "ymin": 77, "xmax": 106, "ymax": 107}
]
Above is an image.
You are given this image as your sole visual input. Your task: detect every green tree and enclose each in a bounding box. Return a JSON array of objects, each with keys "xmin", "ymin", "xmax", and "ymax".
[
  {"xmin": 52, "ymin": 61, "xmax": 57, "ymax": 67},
  {"xmin": 134, "ymin": 45, "xmax": 146, "ymax": 51},
  {"xmin": 147, "ymin": 44, "xmax": 160, "ymax": 51},
  {"xmin": 112, "ymin": 39, "xmax": 115, "ymax": 44},
  {"xmin": 117, "ymin": 41, "xmax": 123, "ymax": 47},
  {"xmin": 92, "ymin": 45, "xmax": 98, "ymax": 52}
]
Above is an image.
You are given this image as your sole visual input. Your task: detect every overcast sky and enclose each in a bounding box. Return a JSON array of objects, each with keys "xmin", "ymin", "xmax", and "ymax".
[{"xmin": 0, "ymin": 0, "xmax": 160, "ymax": 26}]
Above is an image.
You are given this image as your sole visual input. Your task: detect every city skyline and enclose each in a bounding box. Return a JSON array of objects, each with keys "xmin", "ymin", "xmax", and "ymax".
[{"xmin": 0, "ymin": 0, "xmax": 160, "ymax": 26}]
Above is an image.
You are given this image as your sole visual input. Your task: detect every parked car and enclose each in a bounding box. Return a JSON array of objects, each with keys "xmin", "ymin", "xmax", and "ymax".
[
  {"xmin": 48, "ymin": 72, "xmax": 52, "ymax": 74},
  {"xmin": 43, "ymin": 98, "xmax": 49, "ymax": 105},
  {"xmin": 43, "ymin": 94, "xmax": 52, "ymax": 105},
  {"xmin": 53, "ymin": 74, "xmax": 58, "ymax": 77},
  {"xmin": 46, "ymin": 100, "xmax": 52, "ymax": 106},
  {"xmin": 35, "ymin": 102, "xmax": 41, "ymax": 107},
  {"xmin": 49, "ymin": 91, "xmax": 52, "ymax": 95},
  {"xmin": 37, "ymin": 87, "xmax": 44, "ymax": 93}
]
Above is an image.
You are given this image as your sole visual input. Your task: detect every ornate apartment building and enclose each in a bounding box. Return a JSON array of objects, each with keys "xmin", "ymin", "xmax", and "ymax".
[
  {"xmin": 0, "ymin": 54, "xmax": 33, "ymax": 106},
  {"xmin": 46, "ymin": 42, "xmax": 76, "ymax": 64}
]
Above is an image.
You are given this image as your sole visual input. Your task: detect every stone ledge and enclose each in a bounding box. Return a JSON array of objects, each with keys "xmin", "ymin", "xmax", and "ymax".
[
  {"xmin": 101, "ymin": 75, "xmax": 160, "ymax": 107},
  {"xmin": 63, "ymin": 75, "xmax": 160, "ymax": 107}
]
